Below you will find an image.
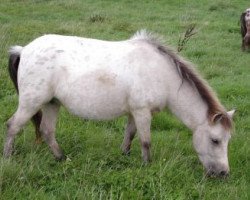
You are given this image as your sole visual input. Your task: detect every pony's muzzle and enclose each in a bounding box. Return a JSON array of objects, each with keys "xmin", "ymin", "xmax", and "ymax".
[
  {"xmin": 206, "ymin": 170, "xmax": 229, "ymax": 178},
  {"xmin": 206, "ymin": 164, "xmax": 230, "ymax": 178}
]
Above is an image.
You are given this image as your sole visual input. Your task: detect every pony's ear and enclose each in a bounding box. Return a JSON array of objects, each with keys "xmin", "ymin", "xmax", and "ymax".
[
  {"xmin": 227, "ymin": 109, "xmax": 236, "ymax": 119},
  {"xmin": 211, "ymin": 113, "xmax": 224, "ymax": 124}
]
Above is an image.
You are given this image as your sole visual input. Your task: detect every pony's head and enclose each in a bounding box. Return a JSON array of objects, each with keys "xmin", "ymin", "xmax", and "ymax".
[{"xmin": 193, "ymin": 110, "xmax": 235, "ymax": 177}]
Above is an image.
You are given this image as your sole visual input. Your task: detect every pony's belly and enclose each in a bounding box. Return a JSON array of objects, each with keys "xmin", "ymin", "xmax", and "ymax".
[
  {"xmin": 63, "ymin": 96, "xmax": 128, "ymax": 120},
  {"xmin": 56, "ymin": 81, "xmax": 129, "ymax": 120},
  {"xmin": 68, "ymin": 104, "xmax": 127, "ymax": 120}
]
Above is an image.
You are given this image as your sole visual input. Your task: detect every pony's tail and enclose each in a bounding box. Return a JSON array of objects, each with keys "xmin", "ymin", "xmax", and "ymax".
[
  {"xmin": 8, "ymin": 46, "xmax": 23, "ymax": 92},
  {"xmin": 8, "ymin": 46, "xmax": 43, "ymax": 143}
]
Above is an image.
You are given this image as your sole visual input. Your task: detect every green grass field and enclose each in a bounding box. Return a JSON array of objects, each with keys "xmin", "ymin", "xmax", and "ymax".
[{"xmin": 0, "ymin": 0, "xmax": 250, "ymax": 199}]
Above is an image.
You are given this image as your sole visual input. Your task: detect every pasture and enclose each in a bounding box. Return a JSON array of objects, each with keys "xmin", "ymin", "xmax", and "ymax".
[{"xmin": 0, "ymin": 0, "xmax": 249, "ymax": 199}]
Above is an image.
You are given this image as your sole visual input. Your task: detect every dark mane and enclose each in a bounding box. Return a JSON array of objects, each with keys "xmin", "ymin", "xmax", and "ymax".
[{"xmin": 131, "ymin": 30, "xmax": 232, "ymax": 129}]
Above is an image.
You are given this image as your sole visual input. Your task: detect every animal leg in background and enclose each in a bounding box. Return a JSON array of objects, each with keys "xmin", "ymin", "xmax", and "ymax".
[
  {"xmin": 31, "ymin": 111, "xmax": 43, "ymax": 144},
  {"xmin": 121, "ymin": 115, "xmax": 137, "ymax": 155}
]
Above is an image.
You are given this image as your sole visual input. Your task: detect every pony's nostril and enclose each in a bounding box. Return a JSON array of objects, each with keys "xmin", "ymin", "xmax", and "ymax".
[{"xmin": 219, "ymin": 170, "xmax": 228, "ymax": 176}]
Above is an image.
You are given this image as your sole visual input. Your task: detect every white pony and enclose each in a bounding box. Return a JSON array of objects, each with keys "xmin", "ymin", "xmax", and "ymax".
[{"xmin": 5, "ymin": 30, "xmax": 235, "ymax": 177}]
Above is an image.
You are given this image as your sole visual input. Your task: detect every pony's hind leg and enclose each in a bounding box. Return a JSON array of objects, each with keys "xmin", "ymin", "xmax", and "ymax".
[
  {"xmin": 40, "ymin": 102, "xmax": 65, "ymax": 160},
  {"xmin": 31, "ymin": 111, "xmax": 43, "ymax": 144},
  {"xmin": 121, "ymin": 115, "xmax": 137, "ymax": 155},
  {"xmin": 131, "ymin": 109, "xmax": 152, "ymax": 163},
  {"xmin": 4, "ymin": 107, "xmax": 38, "ymax": 157}
]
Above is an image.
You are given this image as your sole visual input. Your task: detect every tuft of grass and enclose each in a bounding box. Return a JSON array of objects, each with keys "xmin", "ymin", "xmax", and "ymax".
[
  {"xmin": 89, "ymin": 13, "xmax": 107, "ymax": 23},
  {"xmin": 178, "ymin": 24, "xmax": 197, "ymax": 52}
]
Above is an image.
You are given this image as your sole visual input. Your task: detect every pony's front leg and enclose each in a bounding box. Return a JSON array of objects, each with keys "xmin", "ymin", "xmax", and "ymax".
[
  {"xmin": 121, "ymin": 115, "xmax": 136, "ymax": 155},
  {"xmin": 132, "ymin": 108, "xmax": 152, "ymax": 163}
]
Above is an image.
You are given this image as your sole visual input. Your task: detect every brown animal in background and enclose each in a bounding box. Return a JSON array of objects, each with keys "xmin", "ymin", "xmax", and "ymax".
[{"xmin": 240, "ymin": 8, "xmax": 250, "ymax": 51}]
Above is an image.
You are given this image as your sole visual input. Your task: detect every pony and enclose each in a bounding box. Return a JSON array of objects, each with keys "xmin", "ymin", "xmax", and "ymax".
[
  {"xmin": 240, "ymin": 8, "xmax": 250, "ymax": 51},
  {"xmin": 5, "ymin": 30, "xmax": 235, "ymax": 177}
]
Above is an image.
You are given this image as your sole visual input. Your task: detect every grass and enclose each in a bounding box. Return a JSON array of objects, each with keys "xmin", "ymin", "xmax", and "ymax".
[{"xmin": 0, "ymin": 0, "xmax": 250, "ymax": 199}]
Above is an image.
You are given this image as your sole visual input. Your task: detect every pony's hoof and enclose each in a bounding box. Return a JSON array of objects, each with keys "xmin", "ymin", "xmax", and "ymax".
[
  {"xmin": 3, "ymin": 153, "xmax": 11, "ymax": 159},
  {"xmin": 3, "ymin": 147, "xmax": 13, "ymax": 158},
  {"xmin": 142, "ymin": 161, "xmax": 151, "ymax": 166},
  {"xmin": 142, "ymin": 157, "xmax": 151, "ymax": 165},
  {"xmin": 35, "ymin": 137, "xmax": 43, "ymax": 144},
  {"xmin": 55, "ymin": 154, "xmax": 67, "ymax": 162},
  {"xmin": 122, "ymin": 150, "xmax": 131, "ymax": 156}
]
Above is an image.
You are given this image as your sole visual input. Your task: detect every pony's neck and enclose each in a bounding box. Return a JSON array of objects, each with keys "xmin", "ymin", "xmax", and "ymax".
[{"xmin": 167, "ymin": 82, "xmax": 208, "ymax": 131}]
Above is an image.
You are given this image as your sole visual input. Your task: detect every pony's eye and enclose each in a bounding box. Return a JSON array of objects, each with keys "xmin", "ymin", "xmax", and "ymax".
[{"xmin": 211, "ymin": 138, "xmax": 220, "ymax": 145}]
